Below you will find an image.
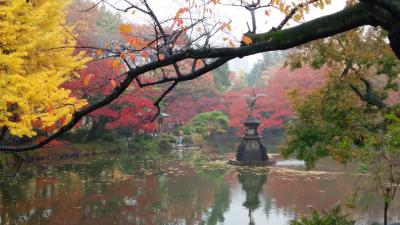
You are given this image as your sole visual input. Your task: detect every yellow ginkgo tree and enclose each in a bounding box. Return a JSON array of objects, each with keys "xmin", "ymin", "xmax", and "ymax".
[{"xmin": 0, "ymin": 0, "xmax": 89, "ymax": 138}]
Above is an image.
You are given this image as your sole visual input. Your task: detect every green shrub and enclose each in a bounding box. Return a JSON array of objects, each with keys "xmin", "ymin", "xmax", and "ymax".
[
  {"xmin": 128, "ymin": 135, "xmax": 157, "ymax": 152},
  {"xmin": 128, "ymin": 134, "xmax": 174, "ymax": 152},
  {"xmin": 57, "ymin": 131, "xmax": 73, "ymax": 141},
  {"xmin": 183, "ymin": 135, "xmax": 193, "ymax": 144},
  {"xmin": 182, "ymin": 110, "xmax": 230, "ymax": 146},
  {"xmin": 115, "ymin": 126, "xmax": 133, "ymax": 138},
  {"xmin": 157, "ymin": 139, "xmax": 170, "ymax": 150},
  {"xmin": 158, "ymin": 134, "xmax": 175, "ymax": 150},
  {"xmin": 98, "ymin": 130, "xmax": 117, "ymax": 143},
  {"xmin": 65, "ymin": 128, "xmax": 119, "ymax": 143},
  {"xmin": 191, "ymin": 133, "xmax": 205, "ymax": 146},
  {"xmin": 289, "ymin": 205, "xmax": 354, "ymax": 225},
  {"xmin": 70, "ymin": 128, "xmax": 90, "ymax": 143},
  {"xmin": 184, "ymin": 111, "xmax": 229, "ymax": 137},
  {"xmin": 159, "ymin": 134, "xmax": 177, "ymax": 143}
]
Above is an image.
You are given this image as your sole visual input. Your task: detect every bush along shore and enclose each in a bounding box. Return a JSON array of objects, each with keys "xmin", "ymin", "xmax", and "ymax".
[{"xmin": 0, "ymin": 128, "xmax": 180, "ymax": 166}]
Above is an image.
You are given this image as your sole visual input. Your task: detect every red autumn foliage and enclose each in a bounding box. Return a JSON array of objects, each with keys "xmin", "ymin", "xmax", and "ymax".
[
  {"xmin": 65, "ymin": 58, "xmax": 158, "ymax": 133},
  {"xmin": 163, "ymin": 73, "xmax": 225, "ymax": 124},
  {"xmin": 225, "ymin": 66, "xmax": 327, "ymax": 134},
  {"xmin": 64, "ymin": 2, "xmax": 328, "ymax": 136}
]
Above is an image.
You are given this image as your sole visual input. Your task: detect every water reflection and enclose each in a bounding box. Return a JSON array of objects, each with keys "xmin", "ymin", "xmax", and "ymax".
[
  {"xmin": 0, "ymin": 153, "xmax": 399, "ymax": 225},
  {"xmin": 237, "ymin": 169, "xmax": 267, "ymax": 225},
  {"xmin": 177, "ymin": 149, "xmax": 183, "ymax": 160},
  {"xmin": 275, "ymin": 160, "xmax": 305, "ymax": 167},
  {"xmin": 199, "ymin": 176, "xmax": 230, "ymax": 225},
  {"xmin": 238, "ymin": 170, "xmax": 267, "ymax": 225}
]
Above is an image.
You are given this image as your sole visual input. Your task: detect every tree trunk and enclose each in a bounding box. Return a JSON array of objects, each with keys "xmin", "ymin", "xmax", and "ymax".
[
  {"xmin": 86, "ymin": 116, "xmax": 108, "ymax": 142},
  {"xmin": 384, "ymin": 201, "xmax": 388, "ymax": 225},
  {"xmin": 0, "ymin": 126, "xmax": 7, "ymax": 144}
]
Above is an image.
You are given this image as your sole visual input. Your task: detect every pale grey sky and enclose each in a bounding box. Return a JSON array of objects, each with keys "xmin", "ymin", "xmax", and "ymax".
[
  {"xmin": 116, "ymin": 0, "xmax": 346, "ymax": 41},
  {"xmin": 104, "ymin": 0, "xmax": 347, "ymax": 71}
]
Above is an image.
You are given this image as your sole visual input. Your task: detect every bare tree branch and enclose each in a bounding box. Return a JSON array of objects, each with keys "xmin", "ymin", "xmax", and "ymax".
[{"xmin": 349, "ymin": 77, "xmax": 387, "ymax": 109}]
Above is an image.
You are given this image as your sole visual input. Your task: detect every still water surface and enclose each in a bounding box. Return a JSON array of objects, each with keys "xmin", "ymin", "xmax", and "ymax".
[{"xmin": 0, "ymin": 150, "xmax": 399, "ymax": 225}]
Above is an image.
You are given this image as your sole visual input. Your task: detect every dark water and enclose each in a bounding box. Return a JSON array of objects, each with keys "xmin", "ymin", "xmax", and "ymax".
[{"xmin": 0, "ymin": 150, "xmax": 399, "ymax": 225}]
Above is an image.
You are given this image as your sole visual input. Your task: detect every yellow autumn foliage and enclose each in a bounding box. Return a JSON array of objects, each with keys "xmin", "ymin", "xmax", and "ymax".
[{"xmin": 0, "ymin": 0, "xmax": 90, "ymax": 137}]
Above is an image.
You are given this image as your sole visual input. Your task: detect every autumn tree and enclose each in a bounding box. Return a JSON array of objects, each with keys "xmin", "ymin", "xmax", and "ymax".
[
  {"xmin": 283, "ymin": 27, "xmax": 400, "ymax": 166},
  {"xmin": 64, "ymin": 4, "xmax": 162, "ymax": 140},
  {"xmin": 225, "ymin": 66, "xmax": 326, "ymax": 133},
  {"xmin": 66, "ymin": 0, "xmax": 122, "ymax": 47},
  {"xmin": 282, "ymin": 27, "xmax": 400, "ymax": 225},
  {"xmin": 163, "ymin": 72, "xmax": 225, "ymax": 124},
  {"xmin": 0, "ymin": 0, "xmax": 89, "ymax": 141},
  {"xmin": 1, "ymin": 0, "xmax": 400, "ymax": 152},
  {"xmin": 65, "ymin": 58, "xmax": 158, "ymax": 140}
]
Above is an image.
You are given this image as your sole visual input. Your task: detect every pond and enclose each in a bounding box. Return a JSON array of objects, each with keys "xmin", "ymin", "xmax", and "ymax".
[{"xmin": 0, "ymin": 149, "xmax": 399, "ymax": 225}]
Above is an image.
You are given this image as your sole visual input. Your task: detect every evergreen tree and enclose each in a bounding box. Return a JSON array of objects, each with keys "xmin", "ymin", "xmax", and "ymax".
[{"xmin": 212, "ymin": 63, "xmax": 231, "ymax": 91}]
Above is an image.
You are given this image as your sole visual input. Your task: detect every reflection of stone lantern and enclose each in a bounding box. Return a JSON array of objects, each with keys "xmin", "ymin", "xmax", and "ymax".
[{"xmin": 237, "ymin": 169, "xmax": 267, "ymax": 225}]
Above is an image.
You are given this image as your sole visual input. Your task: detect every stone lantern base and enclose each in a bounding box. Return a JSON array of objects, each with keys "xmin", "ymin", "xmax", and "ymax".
[
  {"xmin": 228, "ymin": 117, "xmax": 276, "ymax": 166},
  {"xmin": 236, "ymin": 136, "xmax": 267, "ymax": 161}
]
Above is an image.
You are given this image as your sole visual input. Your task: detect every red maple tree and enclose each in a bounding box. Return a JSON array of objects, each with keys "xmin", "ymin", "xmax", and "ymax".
[{"xmin": 225, "ymin": 66, "xmax": 327, "ymax": 134}]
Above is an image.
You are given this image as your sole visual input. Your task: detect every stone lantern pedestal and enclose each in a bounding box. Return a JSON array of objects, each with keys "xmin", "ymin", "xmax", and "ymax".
[
  {"xmin": 228, "ymin": 116, "xmax": 275, "ymax": 166},
  {"xmin": 237, "ymin": 116, "xmax": 267, "ymax": 161}
]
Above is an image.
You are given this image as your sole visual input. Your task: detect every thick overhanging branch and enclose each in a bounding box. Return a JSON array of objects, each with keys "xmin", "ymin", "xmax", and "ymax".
[
  {"xmin": 389, "ymin": 23, "xmax": 400, "ymax": 58},
  {"xmin": 251, "ymin": 4, "xmax": 373, "ymax": 44},
  {"xmin": 359, "ymin": 0, "xmax": 400, "ymax": 19},
  {"xmin": 190, "ymin": 3, "xmax": 396, "ymax": 59},
  {"xmin": 1, "ymin": 1, "xmax": 399, "ymax": 152}
]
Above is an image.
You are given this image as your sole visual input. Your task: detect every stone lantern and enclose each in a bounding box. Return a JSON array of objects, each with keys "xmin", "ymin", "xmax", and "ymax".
[
  {"xmin": 228, "ymin": 90, "xmax": 275, "ymax": 165},
  {"xmin": 158, "ymin": 112, "xmax": 170, "ymax": 134},
  {"xmin": 236, "ymin": 116, "xmax": 267, "ymax": 162}
]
